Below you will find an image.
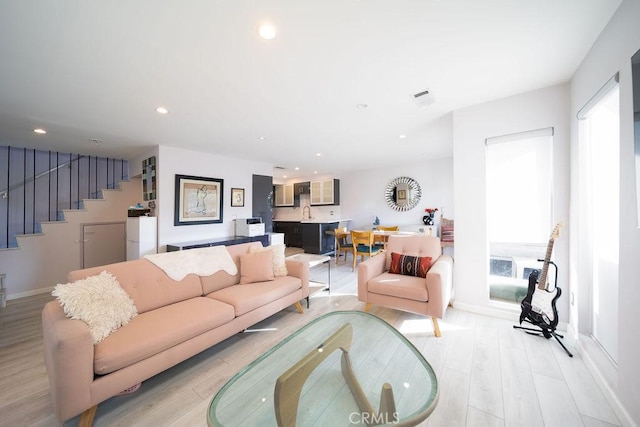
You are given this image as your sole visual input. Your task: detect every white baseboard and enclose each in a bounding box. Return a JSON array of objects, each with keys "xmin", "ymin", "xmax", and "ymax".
[
  {"xmin": 577, "ymin": 338, "xmax": 637, "ymax": 427},
  {"xmin": 451, "ymin": 300, "xmax": 570, "ymax": 335},
  {"xmin": 452, "ymin": 300, "xmax": 520, "ymax": 321}
]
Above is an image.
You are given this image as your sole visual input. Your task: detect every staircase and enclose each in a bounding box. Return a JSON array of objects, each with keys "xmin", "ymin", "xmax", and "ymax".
[
  {"xmin": 0, "ymin": 146, "xmax": 140, "ymax": 300},
  {"xmin": 0, "ymin": 146, "xmax": 129, "ymax": 248},
  {"xmin": 0, "ymin": 178, "xmax": 142, "ymax": 300}
]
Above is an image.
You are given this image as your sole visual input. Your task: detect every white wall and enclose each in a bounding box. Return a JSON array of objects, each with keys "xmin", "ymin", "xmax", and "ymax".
[
  {"xmin": 339, "ymin": 156, "xmax": 453, "ymax": 232},
  {"xmin": 570, "ymin": 0, "xmax": 640, "ymax": 423},
  {"xmin": 156, "ymin": 145, "xmax": 273, "ymax": 251},
  {"xmin": 452, "ymin": 84, "xmax": 571, "ymax": 319}
]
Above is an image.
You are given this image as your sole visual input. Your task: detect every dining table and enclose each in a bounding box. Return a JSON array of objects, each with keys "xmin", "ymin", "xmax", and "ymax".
[{"xmin": 333, "ymin": 229, "xmax": 423, "ymax": 251}]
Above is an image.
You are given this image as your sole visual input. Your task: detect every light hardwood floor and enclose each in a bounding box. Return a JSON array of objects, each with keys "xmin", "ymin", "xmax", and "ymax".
[{"xmin": 0, "ymin": 258, "xmax": 622, "ymax": 427}]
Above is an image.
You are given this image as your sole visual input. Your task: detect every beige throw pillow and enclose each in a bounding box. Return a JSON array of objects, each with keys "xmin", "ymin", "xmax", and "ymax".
[
  {"xmin": 240, "ymin": 250, "xmax": 275, "ymax": 284},
  {"xmin": 52, "ymin": 270, "xmax": 138, "ymax": 343},
  {"xmin": 249, "ymin": 243, "xmax": 288, "ymax": 276}
]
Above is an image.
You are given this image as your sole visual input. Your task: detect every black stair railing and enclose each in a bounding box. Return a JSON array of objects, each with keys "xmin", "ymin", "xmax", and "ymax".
[{"xmin": 0, "ymin": 146, "xmax": 129, "ymax": 249}]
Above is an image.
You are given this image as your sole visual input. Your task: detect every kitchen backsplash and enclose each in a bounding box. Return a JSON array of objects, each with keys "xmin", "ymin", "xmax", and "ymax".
[{"xmin": 272, "ymin": 194, "xmax": 341, "ymax": 221}]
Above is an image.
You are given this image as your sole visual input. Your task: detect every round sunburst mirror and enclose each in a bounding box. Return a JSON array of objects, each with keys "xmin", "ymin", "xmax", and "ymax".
[{"xmin": 384, "ymin": 177, "xmax": 422, "ymax": 212}]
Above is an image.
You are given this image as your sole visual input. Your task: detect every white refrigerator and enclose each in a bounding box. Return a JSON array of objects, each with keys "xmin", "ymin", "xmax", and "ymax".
[{"xmin": 126, "ymin": 217, "xmax": 157, "ymax": 260}]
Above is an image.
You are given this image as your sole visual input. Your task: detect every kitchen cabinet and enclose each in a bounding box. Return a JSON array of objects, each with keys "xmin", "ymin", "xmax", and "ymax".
[
  {"xmin": 274, "ymin": 184, "xmax": 295, "ymax": 207},
  {"xmin": 294, "ymin": 181, "xmax": 310, "ymax": 195},
  {"xmin": 273, "ymin": 221, "xmax": 302, "ymax": 248},
  {"xmin": 301, "ymin": 222, "xmax": 339, "ymax": 255},
  {"xmin": 310, "ymin": 179, "xmax": 340, "ymax": 205}
]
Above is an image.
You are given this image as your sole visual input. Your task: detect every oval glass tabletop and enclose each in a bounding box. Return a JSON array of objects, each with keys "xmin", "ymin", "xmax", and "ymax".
[{"xmin": 208, "ymin": 310, "xmax": 438, "ymax": 427}]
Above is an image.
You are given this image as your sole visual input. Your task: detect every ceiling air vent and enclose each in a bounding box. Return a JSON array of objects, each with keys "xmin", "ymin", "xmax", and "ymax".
[
  {"xmin": 413, "ymin": 89, "xmax": 436, "ymax": 107},
  {"xmin": 274, "ymin": 166, "xmax": 286, "ymax": 170}
]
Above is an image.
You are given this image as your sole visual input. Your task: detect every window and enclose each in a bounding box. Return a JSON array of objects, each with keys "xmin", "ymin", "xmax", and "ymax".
[
  {"xmin": 486, "ymin": 128, "xmax": 553, "ymax": 303},
  {"xmin": 578, "ymin": 73, "xmax": 619, "ymax": 362}
]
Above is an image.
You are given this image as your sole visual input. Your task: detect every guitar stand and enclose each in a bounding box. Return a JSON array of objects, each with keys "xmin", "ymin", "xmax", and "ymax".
[
  {"xmin": 514, "ymin": 260, "xmax": 573, "ymax": 357},
  {"xmin": 513, "ymin": 321, "xmax": 573, "ymax": 357}
]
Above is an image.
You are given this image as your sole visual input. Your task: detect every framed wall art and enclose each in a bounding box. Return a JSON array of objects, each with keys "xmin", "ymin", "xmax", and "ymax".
[
  {"xmin": 231, "ymin": 188, "xmax": 245, "ymax": 207},
  {"xmin": 174, "ymin": 174, "xmax": 223, "ymax": 225}
]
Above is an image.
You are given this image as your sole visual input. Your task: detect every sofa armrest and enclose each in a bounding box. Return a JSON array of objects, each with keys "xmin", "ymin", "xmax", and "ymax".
[
  {"xmin": 425, "ymin": 255, "xmax": 454, "ymax": 318},
  {"xmin": 357, "ymin": 253, "xmax": 387, "ymax": 302},
  {"xmin": 285, "ymin": 259, "xmax": 310, "ymax": 298},
  {"xmin": 42, "ymin": 301, "xmax": 95, "ymax": 421}
]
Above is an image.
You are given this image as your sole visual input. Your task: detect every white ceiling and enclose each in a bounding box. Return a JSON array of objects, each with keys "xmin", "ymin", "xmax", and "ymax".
[{"xmin": 0, "ymin": 1, "xmax": 621, "ymax": 180}]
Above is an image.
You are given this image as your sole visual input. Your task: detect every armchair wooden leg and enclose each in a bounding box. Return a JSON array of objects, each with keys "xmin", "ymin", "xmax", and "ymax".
[
  {"xmin": 432, "ymin": 317, "xmax": 442, "ymax": 337},
  {"xmin": 294, "ymin": 301, "xmax": 304, "ymax": 314},
  {"xmin": 79, "ymin": 405, "xmax": 98, "ymax": 427},
  {"xmin": 363, "ymin": 303, "xmax": 373, "ymax": 312}
]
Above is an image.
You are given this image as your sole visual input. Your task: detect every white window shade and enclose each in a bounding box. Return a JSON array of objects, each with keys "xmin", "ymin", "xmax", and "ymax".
[
  {"xmin": 486, "ymin": 128, "xmax": 553, "ymax": 245},
  {"xmin": 577, "ymin": 72, "xmax": 619, "ymax": 120}
]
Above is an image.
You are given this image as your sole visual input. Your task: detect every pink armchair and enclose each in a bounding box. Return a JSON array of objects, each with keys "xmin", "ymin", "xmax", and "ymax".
[{"xmin": 357, "ymin": 235, "xmax": 453, "ymax": 336}]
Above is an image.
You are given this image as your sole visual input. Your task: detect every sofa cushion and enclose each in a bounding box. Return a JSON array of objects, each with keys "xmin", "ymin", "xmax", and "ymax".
[
  {"xmin": 367, "ymin": 272, "xmax": 429, "ymax": 302},
  {"xmin": 249, "ymin": 243, "xmax": 288, "ymax": 276},
  {"xmin": 93, "ymin": 297, "xmax": 235, "ymax": 375},
  {"xmin": 68, "ymin": 259, "xmax": 203, "ymax": 314},
  {"xmin": 207, "ymin": 276, "xmax": 302, "ymax": 316},
  {"xmin": 240, "ymin": 250, "xmax": 275, "ymax": 284},
  {"xmin": 52, "ymin": 271, "xmax": 138, "ymax": 343},
  {"xmin": 389, "ymin": 252, "xmax": 432, "ymax": 278},
  {"xmin": 384, "ymin": 235, "xmax": 442, "ymax": 271},
  {"xmin": 200, "ymin": 242, "xmax": 263, "ymax": 294}
]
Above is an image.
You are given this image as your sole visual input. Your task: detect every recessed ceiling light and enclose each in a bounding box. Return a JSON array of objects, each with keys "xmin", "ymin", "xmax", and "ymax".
[
  {"xmin": 316, "ymin": 153, "xmax": 322, "ymax": 157},
  {"xmin": 356, "ymin": 104, "xmax": 368, "ymax": 109},
  {"xmin": 258, "ymin": 136, "xmax": 265, "ymax": 140},
  {"xmin": 33, "ymin": 128, "xmax": 46, "ymax": 134},
  {"xmin": 399, "ymin": 134, "xmax": 407, "ymax": 139},
  {"xmin": 313, "ymin": 171, "xmax": 318, "ymax": 174},
  {"xmin": 155, "ymin": 107, "xmax": 169, "ymax": 114},
  {"xmin": 258, "ymin": 23, "xmax": 277, "ymax": 40},
  {"xmin": 294, "ymin": 167, "xmax": 300, "ymax": 170},
  {"xmin": 283, "ymin": 175, "xmax": 288, "ymax": 178}
]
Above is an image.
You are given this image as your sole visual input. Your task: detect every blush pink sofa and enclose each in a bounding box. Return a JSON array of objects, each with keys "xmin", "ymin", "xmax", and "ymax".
[
  {"xmin": 41, "ymin": 242, "xmax": 309, "ymax": 425},
  {"xmin": 357, "ymin": 235, "xmax": 453, "ymax": 336}
]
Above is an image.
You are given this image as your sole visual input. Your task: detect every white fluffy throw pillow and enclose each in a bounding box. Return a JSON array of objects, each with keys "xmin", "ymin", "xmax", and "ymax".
[
  {"xmin": 52, "ymin": 270, "xmax": 138, "ymax": 343},
  {"xmin": 249, "ymin": 243, "xmax": 288, "ymax": 276}
]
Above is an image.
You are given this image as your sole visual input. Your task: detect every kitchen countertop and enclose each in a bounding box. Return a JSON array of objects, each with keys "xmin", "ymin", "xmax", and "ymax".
[{"xmin": 274, "ymin": 218, "xmax": 351, "ymax": 224}]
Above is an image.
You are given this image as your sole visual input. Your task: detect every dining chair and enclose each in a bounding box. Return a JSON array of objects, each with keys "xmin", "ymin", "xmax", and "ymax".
[
  {"xmin": 333, "ymin": 227, "xmax": 354, "ymax": 265},
  {"xmin": 374, "ymin": 225, "xmax": 399, "ymax": 248},
  {"xmin": 351, "ymin": 230, "xmax": 384, "ymax": 271},
  {"xmin": 440, "ymin": 215, "xmax": 454, "ymax": 247}
]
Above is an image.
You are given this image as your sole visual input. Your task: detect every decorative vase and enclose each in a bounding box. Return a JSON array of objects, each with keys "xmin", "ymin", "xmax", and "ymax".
[{"xmin": 422, "ymin": 214, "xmax": 434, "ymax": 226}]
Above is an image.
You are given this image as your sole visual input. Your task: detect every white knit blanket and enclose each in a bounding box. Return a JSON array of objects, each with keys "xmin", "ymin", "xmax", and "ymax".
[{"xmin": 144, "ymin": 246, "xmax": 238, "ymax": 281}]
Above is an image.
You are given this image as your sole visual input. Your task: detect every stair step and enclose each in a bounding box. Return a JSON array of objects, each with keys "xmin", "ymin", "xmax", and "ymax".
[
  {"xmin": 15, "ymin": 233, "xmax": 45, "ymax": 238},
  {"xmin": 4, "ymin": 177, "xmax": 132, "ymax": 243}
]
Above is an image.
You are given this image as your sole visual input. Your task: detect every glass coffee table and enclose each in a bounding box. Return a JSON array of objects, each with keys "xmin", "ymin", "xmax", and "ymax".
[{"xmin": 208, "ymin": 311, "xmax": 438, "ymax": 426}]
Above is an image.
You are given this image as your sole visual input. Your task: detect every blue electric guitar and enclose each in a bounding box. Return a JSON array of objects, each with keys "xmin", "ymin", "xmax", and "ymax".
[{"xmin": 519, "ymin": 223, "xmax": 563, "ymax": 332}]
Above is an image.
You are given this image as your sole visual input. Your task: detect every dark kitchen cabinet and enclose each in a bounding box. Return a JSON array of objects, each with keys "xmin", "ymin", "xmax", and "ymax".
[
  {"xmin": 301, "ymin": 222, "xmax": 338, "ymax": 255},
  {"xmin": 273, "ymin": 221, "xmax": 302, "ymax": 248}
]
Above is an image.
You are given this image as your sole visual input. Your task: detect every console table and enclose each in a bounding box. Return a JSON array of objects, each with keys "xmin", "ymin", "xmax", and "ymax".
[{"xmin": 166, "ymin": 235, "xmax": 269, "ymax": 251}]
